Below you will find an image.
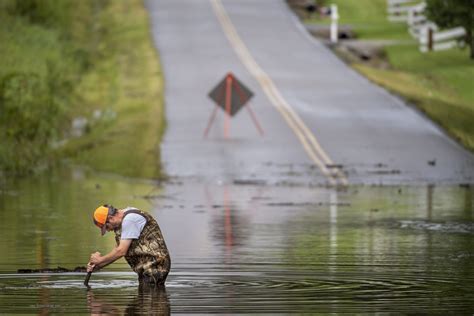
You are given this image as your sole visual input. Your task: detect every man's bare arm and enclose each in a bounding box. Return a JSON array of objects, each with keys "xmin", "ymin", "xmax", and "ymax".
[{"xmin": 90, "ymin": 239, "xmax": 133, "ymax": 270}]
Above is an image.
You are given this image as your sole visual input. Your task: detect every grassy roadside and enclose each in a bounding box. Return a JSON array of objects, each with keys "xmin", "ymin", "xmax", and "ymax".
[
  {"xmin": 354, "ymin": 48, "xmax": 474, "ymax": 150},
  {"xmin": 60, "ymin": 0, "xmax": 166, "ymax": 179},
  {"xmin": 0, "ymin": 0, "xmax": 165, "ymax": 179},
  {"xmin": 303, "ymin": 0, "xmax": 474, "ymax": 152}
]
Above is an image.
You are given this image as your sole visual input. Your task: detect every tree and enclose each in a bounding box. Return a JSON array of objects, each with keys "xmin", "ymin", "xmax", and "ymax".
[{"xmin": 425, "ymin": 0, "xmax": 474, "ymax": 59}]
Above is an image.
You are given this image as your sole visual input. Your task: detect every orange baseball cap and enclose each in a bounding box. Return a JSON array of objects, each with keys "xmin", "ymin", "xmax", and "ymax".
[{"xmin": 93, "ymin": 205, "xmax": 111, "ymax": 236}]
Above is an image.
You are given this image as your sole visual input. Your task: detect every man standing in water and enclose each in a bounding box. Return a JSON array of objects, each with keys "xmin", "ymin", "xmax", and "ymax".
[{"xmin": 87, "ymin": 205, "xmax": 171, "ymax": 286}]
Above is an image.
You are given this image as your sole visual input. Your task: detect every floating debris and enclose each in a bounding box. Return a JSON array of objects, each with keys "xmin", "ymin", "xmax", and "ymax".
[
  {"xmin": 369, "ymin": 169, "xmax": 401, "ymax": 175},
  {"xmin": 326, "ymin": 164, "xmax": 344, "ymax": 169},
  {"xmin": 233, "ymin": 179, "xmax": 267, "ymax": 186},
  {"xmin": 18, "ymin": 266, "xmax": 87, "ymax": 273},
  {"xmin": 398, "ymin": 220, "xmax": 474, "ymax": 234}
]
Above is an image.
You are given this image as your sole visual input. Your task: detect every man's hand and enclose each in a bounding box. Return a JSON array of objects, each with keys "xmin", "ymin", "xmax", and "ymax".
[
  {"xmin": 87, "ymin": 241, "xmax": 132, "ymax": 272},
  {"xmin": 87, "ymin": 262, "xmax": 96, "ymax": 272},
  {"xmin": 90, "ymin": 252, "xmax": 102, "ymax": 266}
]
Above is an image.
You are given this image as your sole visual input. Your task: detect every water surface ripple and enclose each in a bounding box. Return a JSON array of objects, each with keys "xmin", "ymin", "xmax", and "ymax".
[{"xmin": 0, "ymin": 168, "xmax": 473, "ymax": 313}]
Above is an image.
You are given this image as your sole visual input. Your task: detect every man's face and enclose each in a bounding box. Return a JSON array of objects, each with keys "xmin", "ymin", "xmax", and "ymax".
[{"xmin": 105, "ymin": 215, "xmax": 120, "ymax": 232}]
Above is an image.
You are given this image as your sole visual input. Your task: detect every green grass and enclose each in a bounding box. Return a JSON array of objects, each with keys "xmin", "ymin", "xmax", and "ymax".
[
  {"xmin": 355, "ymin": 47, "xmax": 474, "ymax": 150},
  {"xmin": 307, "ymin": 0, "xmax": 412, "ymax": 40},
  {"xmin": 0, "ymin": 2, "xmax": 81, "ymax": 173},
  {"xmin": 0, "ymin": 0, "xmax": 164, "ymax": 178},
  {"xmin": 60, "ymin": 0, "xmax": 165, "ymax": 179},
  {"xmin": 0, "ymin": 16, "xmax": 71, "ymax": 75},
  {"xmin": 307, "ymin": 0, "xmax": 474, "ymax": 152}
]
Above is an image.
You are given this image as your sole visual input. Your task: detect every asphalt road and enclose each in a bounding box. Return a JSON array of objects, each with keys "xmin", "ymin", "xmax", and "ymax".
[{"xmin": 145, "ymin": 0, "xmax": 474, "ymax": 186}]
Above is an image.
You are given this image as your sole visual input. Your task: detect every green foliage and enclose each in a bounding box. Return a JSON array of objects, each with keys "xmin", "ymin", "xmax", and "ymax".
[
  {"xmin": 61, "ymin": 0, "xmax": 166, "ymax": 179},
  {"xmin": 0, "ymin": 0, "xmax": 75, "ymax": 174},
  {"xmin": 0, "ymin": 0, "xmax": 110, "ymax": 174},
  {"xmin": 0, "ymin": 0, "xmax": 165, "ymax": 178},
  {"xmin": 0, "ymin": 73, "xmax": 55, "ymax": 140},
  {"xmin": 0, "ymin": 63, "xmax": 73, "ymax": 172},
  {"xmin": 6, "ymin": 0, "xmax": 70, "ymax": 28},
  {"xmin": 425, "ymin": 0, "xmax": 473, "ymax": 30},
  {"xmin": 425, "ymin": 0, "xmax": 474, "ymax": 58},
  {"xmin": 0, "ymin": 5, "xmax": 75, "ymax": 174}
]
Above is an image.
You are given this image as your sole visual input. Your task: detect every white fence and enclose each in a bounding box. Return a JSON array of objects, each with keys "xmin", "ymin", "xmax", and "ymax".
[
  {"xmin": 406, "ymin": 2, "xmax": 436, "ymax": 39},
  {"xmin": 386, "ymin": 0, "xmax": 466, "ymax": 53},
  {"xmin": 419, "ymin": 26, "xmax": 466, "ymax": 52},
  {"xmin": 387, "ymin": 0, "xmax": 424, "ymax": 22}
]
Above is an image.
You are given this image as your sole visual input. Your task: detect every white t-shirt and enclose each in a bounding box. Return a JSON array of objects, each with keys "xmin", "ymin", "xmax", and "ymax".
[{"xmin": 121, "ymin": 208, "xmax": 147, "ymax": 240}]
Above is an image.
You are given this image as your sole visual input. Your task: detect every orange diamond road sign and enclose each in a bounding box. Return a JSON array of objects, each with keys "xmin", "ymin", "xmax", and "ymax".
[
  {"xmin": 208, "ymin": 73, "xmax": 253, "ymax": 116},
  {"xmin": 204, "ymin": 72, "xmax": 263, "ymax": 138}
]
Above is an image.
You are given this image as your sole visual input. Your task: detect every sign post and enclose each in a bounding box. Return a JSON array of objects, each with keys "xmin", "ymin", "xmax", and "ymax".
[{"xmin": 330, "ymin": 4, "xmax": 338, "ymax": 43}]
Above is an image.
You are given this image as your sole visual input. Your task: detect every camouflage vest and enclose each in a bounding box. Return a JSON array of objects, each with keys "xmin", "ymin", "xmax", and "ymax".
[{"xmin": 114, "ymin": 209, "xmax": 171, "ymax": 279}]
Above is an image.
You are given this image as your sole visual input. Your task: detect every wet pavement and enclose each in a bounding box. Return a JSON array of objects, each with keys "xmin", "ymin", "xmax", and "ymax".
[{"xmin": 146, "ymin": 0, "xmax": 474, "ymax": 186}]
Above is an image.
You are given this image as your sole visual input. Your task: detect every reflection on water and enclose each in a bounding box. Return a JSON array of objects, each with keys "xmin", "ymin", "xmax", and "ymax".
[
  {"xmin": 0, "ymin": 167, "xmax": 474, "ymax": 313},
  {"xmin": 88, "ymin": 284, "xmax": 170, "ymax": 315},
  {"xmin": 0, "ymin": 273, "xmax": 170, "ymax": 314}
]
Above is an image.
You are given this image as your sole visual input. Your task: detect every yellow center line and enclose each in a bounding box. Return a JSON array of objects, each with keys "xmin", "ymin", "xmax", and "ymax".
[{"xmin": 210, "ymin": 0, "xmax": 348, "ymax": 186}]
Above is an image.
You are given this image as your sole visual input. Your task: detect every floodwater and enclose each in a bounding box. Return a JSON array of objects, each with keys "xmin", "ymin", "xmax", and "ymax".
[{"xmin": 0, "ymin": 166, "xmax": 473, "ymax": 314}]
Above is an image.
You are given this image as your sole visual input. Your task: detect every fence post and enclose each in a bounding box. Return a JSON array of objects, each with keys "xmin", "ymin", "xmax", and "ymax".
[
  {"xmin": 428, "ymin": 27, "xmax": 433, "ymax": 51},
  {"xmin": 330, "ymin": 4, "xmax": 338, "ymax": 43},
  {"xmin": 420, "ymin": 26, "xmax": 427, "ymax": 52}
]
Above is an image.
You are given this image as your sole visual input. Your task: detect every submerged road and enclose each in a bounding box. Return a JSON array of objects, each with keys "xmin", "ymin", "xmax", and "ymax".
[
  {"xmin": 2, "ymin": 3, "xmax": 474, "ymax": 313},
  {"xmin": 145, "ymin": 0, "xmax": 474, "ymax": 185}
]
